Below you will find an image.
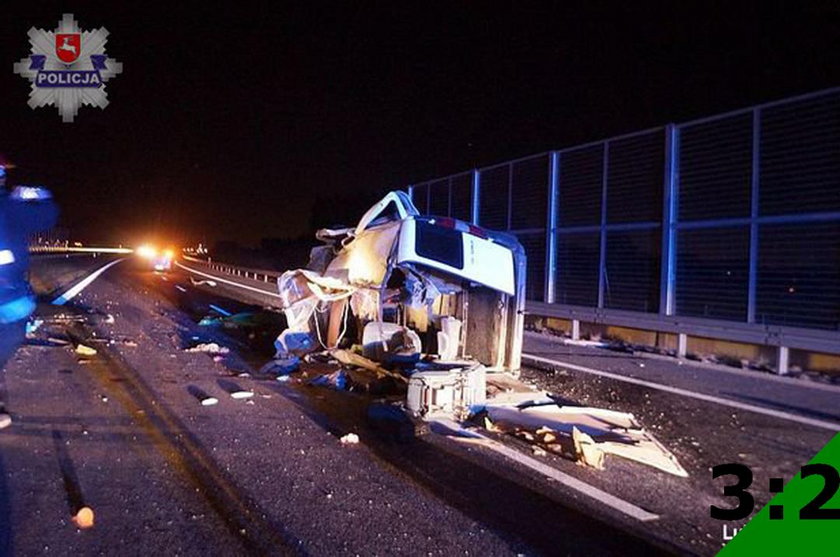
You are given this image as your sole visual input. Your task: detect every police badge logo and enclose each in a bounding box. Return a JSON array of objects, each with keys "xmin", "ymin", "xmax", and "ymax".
[
  {"xmin": 55, "ymin": 33, "xmax": 81, "ymax": 64},
  {"xmin": 14, "ymin": 14, "xmax": 123, "ymax": 123}
]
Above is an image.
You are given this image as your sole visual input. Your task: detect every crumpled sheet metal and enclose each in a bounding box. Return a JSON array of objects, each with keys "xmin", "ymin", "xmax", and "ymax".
[{"xmin": 324, "ymin": 220, "xmax": 401, "ymax": 288}]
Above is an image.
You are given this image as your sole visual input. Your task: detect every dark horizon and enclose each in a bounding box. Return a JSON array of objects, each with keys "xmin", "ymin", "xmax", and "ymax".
[{"xmin": 2, "ymin": 2, "xmax": 839, "ymax": 246}]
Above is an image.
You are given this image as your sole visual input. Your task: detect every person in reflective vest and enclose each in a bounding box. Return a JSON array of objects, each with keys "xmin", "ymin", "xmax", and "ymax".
[{"xmin": 0, "ymin": 165, "xmax": 58, "ymax": 429}]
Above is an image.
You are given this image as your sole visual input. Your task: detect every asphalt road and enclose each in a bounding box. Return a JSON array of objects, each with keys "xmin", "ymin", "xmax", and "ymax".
[
  {"xmin": 1, "ymin": 256, "xmax": 685, "ymax": 556},
  {"xmin": 2, "ymin": 255, "xmax": 836, "ymax": 556}
]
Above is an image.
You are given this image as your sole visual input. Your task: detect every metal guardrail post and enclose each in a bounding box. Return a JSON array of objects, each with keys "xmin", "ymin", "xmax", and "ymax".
[
  {"xmin": 597, "ymin": 142, "xmax": 609, "ymax": 309},
  {"xmin": 677, "ymin": 333, "xmax": 688, "ymax": 358},
  {"xmin": 777, "ymin": 346, "xmax": 790, "ymax": 375},
  {"xmin": 747, "ymin": 108, "xmax": 761, "ymax": 324},
  {"xmin": 660, "ymin": 124, "xmax": 679, "ymax": 316},
  {"xmin": 544, "ymin": 152, "xmax": 559, "ymax": 304}
]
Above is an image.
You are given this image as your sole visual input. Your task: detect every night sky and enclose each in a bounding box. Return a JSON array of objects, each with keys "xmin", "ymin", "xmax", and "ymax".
[{"xmin": 1, "ymin": 2, "xmax": 839, "ymax": 246}]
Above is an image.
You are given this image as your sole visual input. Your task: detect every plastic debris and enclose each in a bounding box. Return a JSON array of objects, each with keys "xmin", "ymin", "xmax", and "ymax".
[
  {"xmin": 309, "ymin": 369, "xmax": 348, "ymax": 390},
  {"xmin": 274, "ymin": 330, "xmax": 315, "ymax": 357},
  {"xmin": 259, "ymin": 356, "xmax": 300, "ymax": 376},
  {"xmin": 185, "ymin": 343, "xmax": 230, "ymax": 354},
  {"xmin": 25, "ymin": 318, "xmax": 43, "ymax": 337},
  {"xmin": 339, "ymin": 433, "xmax": 359, "ymax": 445},
  {"xmin": 72, "ymin": 506, "xmax": 95, "ymax": 529},
  {"xmin": 75, "ymin": 344, "xmax": 97, "ymax": 356},
  {"xmin": 104, "ymin": 314, "xmax": 115, "ymax": 324}
]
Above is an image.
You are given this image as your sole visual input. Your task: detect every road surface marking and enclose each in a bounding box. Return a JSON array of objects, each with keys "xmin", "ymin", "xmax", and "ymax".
[
  {"xmin": 174, "ymin": 285, "xmax": 187, "ymax": 293},
  {"xmin": 445, "ymin": 425, "xmax": 659, "ymax": 522},
  {"xmin": 52, "ymin": 258, "xmax": 125, "ymax": 305},
  {"xmin": 209, "ymin": 303, "xmax": 232, "ymax": 316},
  {"xmin": 522, "ymin": 353, "xmax": 840, "ymax": 432},
  {"xmin": 175, "ymin": 261, "xmax": 282, "ymax": 299}
]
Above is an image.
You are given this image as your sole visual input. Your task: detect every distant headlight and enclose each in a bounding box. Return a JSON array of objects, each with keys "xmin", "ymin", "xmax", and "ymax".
[{"xmin": 137, "ymin": 245, "xmax": 157, "ymax": 259}]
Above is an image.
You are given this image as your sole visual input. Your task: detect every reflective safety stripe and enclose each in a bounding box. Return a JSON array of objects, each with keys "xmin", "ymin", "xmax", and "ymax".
[
  {"xmin": 0, "ymin": 250, "xmax": 14, "ymax": 265},
  {"xmin": 0, "ymin": 296, "xmax": 35, "ymax": 324}
]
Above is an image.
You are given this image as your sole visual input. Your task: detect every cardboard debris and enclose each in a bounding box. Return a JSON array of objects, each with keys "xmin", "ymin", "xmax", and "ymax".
[{"xmin": 75, "ymin": 344, "xmax": 97, "ymax": 356}]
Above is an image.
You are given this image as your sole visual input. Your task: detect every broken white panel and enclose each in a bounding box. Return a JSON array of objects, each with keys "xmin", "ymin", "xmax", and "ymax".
[{"xmin": 484, "ymin": 402, "xmax": 688, "ymax": 477}]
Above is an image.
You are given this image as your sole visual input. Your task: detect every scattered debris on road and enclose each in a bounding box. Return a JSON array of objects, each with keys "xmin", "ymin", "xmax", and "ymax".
[
  {"xmin": 476, "ymin": 398, "xmax": 688, "ymax": 476},
  {"xmin": 218, "ymin": 379, "xmax": 254, "ymax": 399},
  {"xmin": 189, "ymin": 277, "xmax": 217, "ymax": 287},
  {"xmin": 75, "ymin": 344, "xmax": 97, "ymax": 356},
  {"xmin": 185, "ymin": 342, "xmax": 230, "ymax": 355},
  {"xmin": 72, "ymin": 507, "xmax": 95, "ymax": 529},
  {"xmin": 188, "ymin": 385, "xmax": 219, "ymax": 406},
  {"xmin": 25, "ymin": 318, "xmax": 43, "ymax": 337},
  {"xmin": 339, "ymin": 433, "xmax": 359, "ymax": 445}
]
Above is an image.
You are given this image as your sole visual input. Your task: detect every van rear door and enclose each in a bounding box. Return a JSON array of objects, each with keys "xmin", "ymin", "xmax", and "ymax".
[{"xmin": 396, "ymin": 218, "xmax": 515, "ymax": 295}]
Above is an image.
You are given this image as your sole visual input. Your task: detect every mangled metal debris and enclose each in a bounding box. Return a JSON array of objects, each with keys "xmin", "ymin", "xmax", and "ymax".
[{"xmin": 273, "ymin": 191, "xmax": 525, "ymax": 375}]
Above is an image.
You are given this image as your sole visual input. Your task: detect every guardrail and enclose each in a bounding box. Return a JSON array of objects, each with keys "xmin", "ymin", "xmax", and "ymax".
[
  {"xmin": 29, "ymin": 245, "xmax": 133, "ymax": 254},
  {"xmin": 186, "ymin": 253, "xmax": 839, "ymax": 375},
  {"xmin": 181, "ymin": 255, "xmax": 282, "ymax": 284}
]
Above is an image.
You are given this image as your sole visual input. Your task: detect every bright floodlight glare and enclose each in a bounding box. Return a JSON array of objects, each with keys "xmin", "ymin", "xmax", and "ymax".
[{"xmin": 136, "ymin": 245, "xmax": 157, "ymax": 259}]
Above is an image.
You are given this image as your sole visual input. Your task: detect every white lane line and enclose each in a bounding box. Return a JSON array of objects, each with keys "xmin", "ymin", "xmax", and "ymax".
[
  {"xmin": 175, "ymin": 261, "xmax": 282, "ymax": 299},
  {"xmin": 52, "ymin": 259, "xmax": 125, "ymax": 305},
  {"xmin": 175, "ymin": 285, "xmax": 187, "ymax": 293},
  {"xmin": 523, "ymin": 353, "xmax": 840, "ymax": 432},
  {"xmin": 449, "ymin": 428, "xmax": 658, "ymax": 522}
]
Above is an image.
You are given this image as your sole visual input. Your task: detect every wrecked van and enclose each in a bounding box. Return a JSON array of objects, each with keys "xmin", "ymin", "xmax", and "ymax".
[{"xmin": 273, "ymin": 191, "xmax": 525, "ymax": 416}]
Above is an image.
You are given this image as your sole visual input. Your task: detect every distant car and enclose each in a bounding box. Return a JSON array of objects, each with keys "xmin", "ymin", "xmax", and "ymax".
[
  {"xmin": 152, "ymin": 252, "xmax": 172, "ymax": 272},
  {"xmin": 136, "ymin": 244, "xmax": 175, "ymax": 272}
]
